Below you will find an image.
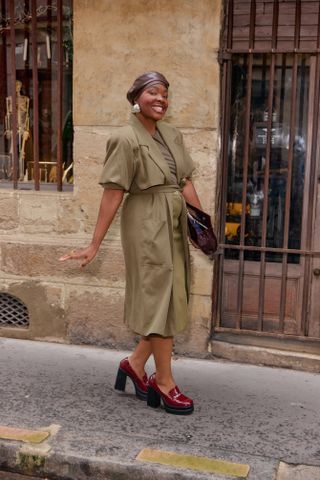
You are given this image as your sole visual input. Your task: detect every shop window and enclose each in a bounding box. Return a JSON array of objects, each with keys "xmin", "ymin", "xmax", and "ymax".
[
  {"xmin": 0, "ymin": 0, "xmax": 73, "ymax": 190},
  {"xmin": 225, "ymin": 53, "xmax": 309, "ymax": 264},
  {"xmin": 218, "ymin": 0, "xmax": 320, "ymax": 336}
]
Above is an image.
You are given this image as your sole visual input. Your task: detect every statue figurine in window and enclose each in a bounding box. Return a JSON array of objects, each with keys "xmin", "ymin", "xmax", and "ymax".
[{"xmin": 4, "ymin": 80, "xmax": 30, "ymax": 181}]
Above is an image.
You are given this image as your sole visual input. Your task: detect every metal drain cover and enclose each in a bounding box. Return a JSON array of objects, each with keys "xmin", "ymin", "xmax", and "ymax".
[{"xmin": 0, "ymin": 293, "xmax": 29, "ymax": 328}]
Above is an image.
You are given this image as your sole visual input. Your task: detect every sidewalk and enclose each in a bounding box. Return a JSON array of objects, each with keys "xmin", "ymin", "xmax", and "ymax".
[{"xmin": 0, "ymin": 338, "xmax": 319, "ymax": 480}]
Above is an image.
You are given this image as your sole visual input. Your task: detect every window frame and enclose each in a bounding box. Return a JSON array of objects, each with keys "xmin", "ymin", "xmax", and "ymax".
[{"xmin": 0, "ymin": 0, "xmax": 73, "ymax": 191}]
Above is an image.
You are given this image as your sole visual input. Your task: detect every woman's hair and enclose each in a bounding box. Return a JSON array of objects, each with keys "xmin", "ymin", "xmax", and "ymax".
[{"xmin": 127, "ymin": 71, "xmax": 169, "ymax": 105}]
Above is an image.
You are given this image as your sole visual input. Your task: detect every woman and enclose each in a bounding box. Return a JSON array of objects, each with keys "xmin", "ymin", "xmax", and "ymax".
[{"xmin": 60, "ymin": 71, "xmax": 202, "ymax": 415}]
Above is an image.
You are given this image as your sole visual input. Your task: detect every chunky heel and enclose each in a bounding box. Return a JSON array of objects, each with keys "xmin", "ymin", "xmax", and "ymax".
[
  {"xmin": 114, "ymin": 368, "xmax": 127, "ymax": 391},
  {"xmin": 147, "ymin": 386, "xmax": 161, "ymax": 408},
  {"xmin": 114, "ymin": 358, "xmax": 148, "ymax": 400}
]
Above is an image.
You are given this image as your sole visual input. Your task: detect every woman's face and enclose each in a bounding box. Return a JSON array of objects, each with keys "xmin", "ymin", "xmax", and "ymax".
[{"xmin": 136, "ymin": 83, "xmax": 169, "ymax": 122}]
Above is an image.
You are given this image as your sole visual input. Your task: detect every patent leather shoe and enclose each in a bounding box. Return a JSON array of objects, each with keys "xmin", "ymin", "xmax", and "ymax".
[
  {"xmin": 147, "ymin": 373, "xmax": 194, "ymax": 415},
  {"xmin": 114, "ymin": 357, "xmax": 148, "ymax": 400}
]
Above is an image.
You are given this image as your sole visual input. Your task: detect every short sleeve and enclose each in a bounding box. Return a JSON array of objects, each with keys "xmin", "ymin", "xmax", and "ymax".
[{"xmin": 99, "ymin": 132, "xmax": 136, "ymax": 191}]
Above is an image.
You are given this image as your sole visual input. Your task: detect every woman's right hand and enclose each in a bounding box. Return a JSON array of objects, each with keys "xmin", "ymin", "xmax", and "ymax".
[{"xmin": 59, "ymin": 244, "xmax": 98, "ymax": 267}]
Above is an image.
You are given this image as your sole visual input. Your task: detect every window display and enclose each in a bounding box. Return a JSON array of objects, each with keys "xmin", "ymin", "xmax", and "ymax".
[
  {"xmin": 225, "ymin": 54, "xmax": 309, "ymax": 264},
  {"xmin": 0, "ymin": 0, "xmax": 73, "ymax": 189}
]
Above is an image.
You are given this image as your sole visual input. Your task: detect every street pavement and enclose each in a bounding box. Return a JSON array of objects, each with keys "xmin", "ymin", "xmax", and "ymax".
[{"xmin": 0, "ymin": 338, "xmax": 319, "ymax": 480}]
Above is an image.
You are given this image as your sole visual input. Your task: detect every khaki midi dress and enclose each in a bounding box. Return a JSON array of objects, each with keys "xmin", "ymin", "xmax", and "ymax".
[{"xmin": 99, "ymin": 114, "xmax": 195, "ymax": 337}]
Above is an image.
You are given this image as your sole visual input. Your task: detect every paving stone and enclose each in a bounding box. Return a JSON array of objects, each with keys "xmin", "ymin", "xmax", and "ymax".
[
  {"xmin": 137, "ymin": 448, "xmax": 250, "ymax": 478},
  {"xmin": 0, "ymin": 426, "xmax": 49, "ymax": 444},
  {"xmin": 276, "ymin": 462, "xmax": 320, "ymax": 480}
]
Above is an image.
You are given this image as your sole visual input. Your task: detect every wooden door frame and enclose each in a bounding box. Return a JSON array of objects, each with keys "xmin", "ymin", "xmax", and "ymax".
[
  {"xmin": 212, "ymin": 2, "xmax": 320, "ymax": 350},
  {"xmin": 308, "ymin": 56, "xmax": 320, "ymax": 336}
]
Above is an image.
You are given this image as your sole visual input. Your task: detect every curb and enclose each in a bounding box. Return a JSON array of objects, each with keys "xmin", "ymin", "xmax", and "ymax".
[
  {"xmin": 4, "ymin": 437, "xmax": 320, "ymax": 480},
  {"xmin": 210, "ymin": 341, "xmax": 320, "ymax": 373},
  {"xmin": 0, "ymin": 440, "xmax": 247, "ymax": 480}
]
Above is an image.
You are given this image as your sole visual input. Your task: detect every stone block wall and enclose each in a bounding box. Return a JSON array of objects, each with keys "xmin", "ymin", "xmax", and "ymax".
[{"xmin": 0, "ymin": 0, "xmax": 222, "ymax": 355}]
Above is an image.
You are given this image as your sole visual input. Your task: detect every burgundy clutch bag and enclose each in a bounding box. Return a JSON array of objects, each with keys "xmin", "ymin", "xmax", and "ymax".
[{"xmin": 186, "ymin": 203, "xmax": 218, "ymax": 259}]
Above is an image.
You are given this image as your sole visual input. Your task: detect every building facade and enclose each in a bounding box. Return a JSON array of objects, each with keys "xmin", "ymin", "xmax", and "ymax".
[
  {"xmin": 0, "ymin": 0, "xmax": 220, "ymax": 355},
  {"xmin": 0, "ymin": 0, "xmax": 319, "ymax": 366}
]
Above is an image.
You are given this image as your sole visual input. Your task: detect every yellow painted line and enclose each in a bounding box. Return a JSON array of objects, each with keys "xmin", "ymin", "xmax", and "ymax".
[
  {"xmin": 136, "ymin": 448, "xmax": 250, "ymax": 478},
  {"xmin": 0, "ymin": 425, "xmax": 50, "ymax": 444}
]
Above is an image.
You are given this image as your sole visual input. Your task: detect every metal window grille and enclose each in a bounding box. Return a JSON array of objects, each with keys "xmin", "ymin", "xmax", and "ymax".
[
  {"xmin": 215, "ymin": 0, "xmax": 320, "ymax": 339},
  {"xmin": 0, "ymin": 292, "xmax": 29, "ymax": 327},
  {"xmin": 0, "ymin": 0, "xmax": 73, "ymax": 191}
]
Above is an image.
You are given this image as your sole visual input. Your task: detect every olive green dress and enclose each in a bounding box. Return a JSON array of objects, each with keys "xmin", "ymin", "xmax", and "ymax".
[{"xmin": 99, "ymin": 114, "xmax": 195, "ymax": 337}]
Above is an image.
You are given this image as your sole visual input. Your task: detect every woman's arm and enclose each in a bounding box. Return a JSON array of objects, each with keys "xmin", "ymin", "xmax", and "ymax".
[
  {"xmin": 59, "ymin": 188, "xmax": 124, "ymax": 267},
  {"xmin": 181, "ymin": 178, "xmax": 202, "ymax": 209}
]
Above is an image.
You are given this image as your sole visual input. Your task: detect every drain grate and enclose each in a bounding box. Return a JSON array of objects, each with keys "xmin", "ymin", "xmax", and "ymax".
[{"xmin": 0, "ymin": 293, "xmax": 29, "ymax": 328}]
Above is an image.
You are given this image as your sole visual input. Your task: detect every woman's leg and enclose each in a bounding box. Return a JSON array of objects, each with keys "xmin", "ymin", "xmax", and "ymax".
[
  {"xmin": 128, "ymin": 336, "xmax": 152, "ymax": 379},
  {"xmin": 150, "ymin": 335, "xmax": 175, "ymax": 394},
  {"xmin": 147, "ymin": 335, "xmax": 194, "ymax": 414}
]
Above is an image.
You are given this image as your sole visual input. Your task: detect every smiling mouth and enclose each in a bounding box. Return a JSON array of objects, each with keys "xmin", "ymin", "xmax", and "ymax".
[{"xmin": 152, "ymin": 105, "xmax": 165, "ymax": 113}]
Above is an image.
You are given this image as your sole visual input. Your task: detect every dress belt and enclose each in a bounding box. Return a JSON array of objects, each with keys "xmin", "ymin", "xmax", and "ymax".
[{"xmin": 129, "ymin": 185, "xmax": 182, "ymax": 195}]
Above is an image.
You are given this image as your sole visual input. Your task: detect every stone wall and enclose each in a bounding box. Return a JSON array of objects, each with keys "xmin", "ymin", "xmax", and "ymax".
[{"xmin": 0, "ymin": 0, "xmax": 222, "ymax": 355}]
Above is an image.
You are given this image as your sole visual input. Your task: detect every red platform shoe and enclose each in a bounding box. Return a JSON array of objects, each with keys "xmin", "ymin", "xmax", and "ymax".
[
  {"xmin": 147, "ymin": 373, "xmax": 194, "ymax": 415},
  {"xmin": 114, "ymin": 357, "xmax": 148, "ymax": 400}
]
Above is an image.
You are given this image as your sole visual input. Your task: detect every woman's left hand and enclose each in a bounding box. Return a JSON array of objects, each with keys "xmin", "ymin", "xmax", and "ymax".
[{"xmin": 59, "ymin": 244, "xmax": 98, "ymax": 267}]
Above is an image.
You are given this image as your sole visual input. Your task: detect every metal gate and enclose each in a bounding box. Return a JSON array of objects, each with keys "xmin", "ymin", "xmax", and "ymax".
[{"xmin": 215, "ymin": 0, "xmax": 320, "ymax": 346}]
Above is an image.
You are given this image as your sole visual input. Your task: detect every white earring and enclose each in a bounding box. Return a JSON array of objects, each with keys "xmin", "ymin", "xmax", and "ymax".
[{"xmin": 131, "ymin": 103, "xmax": 141, "ymax": 114}]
